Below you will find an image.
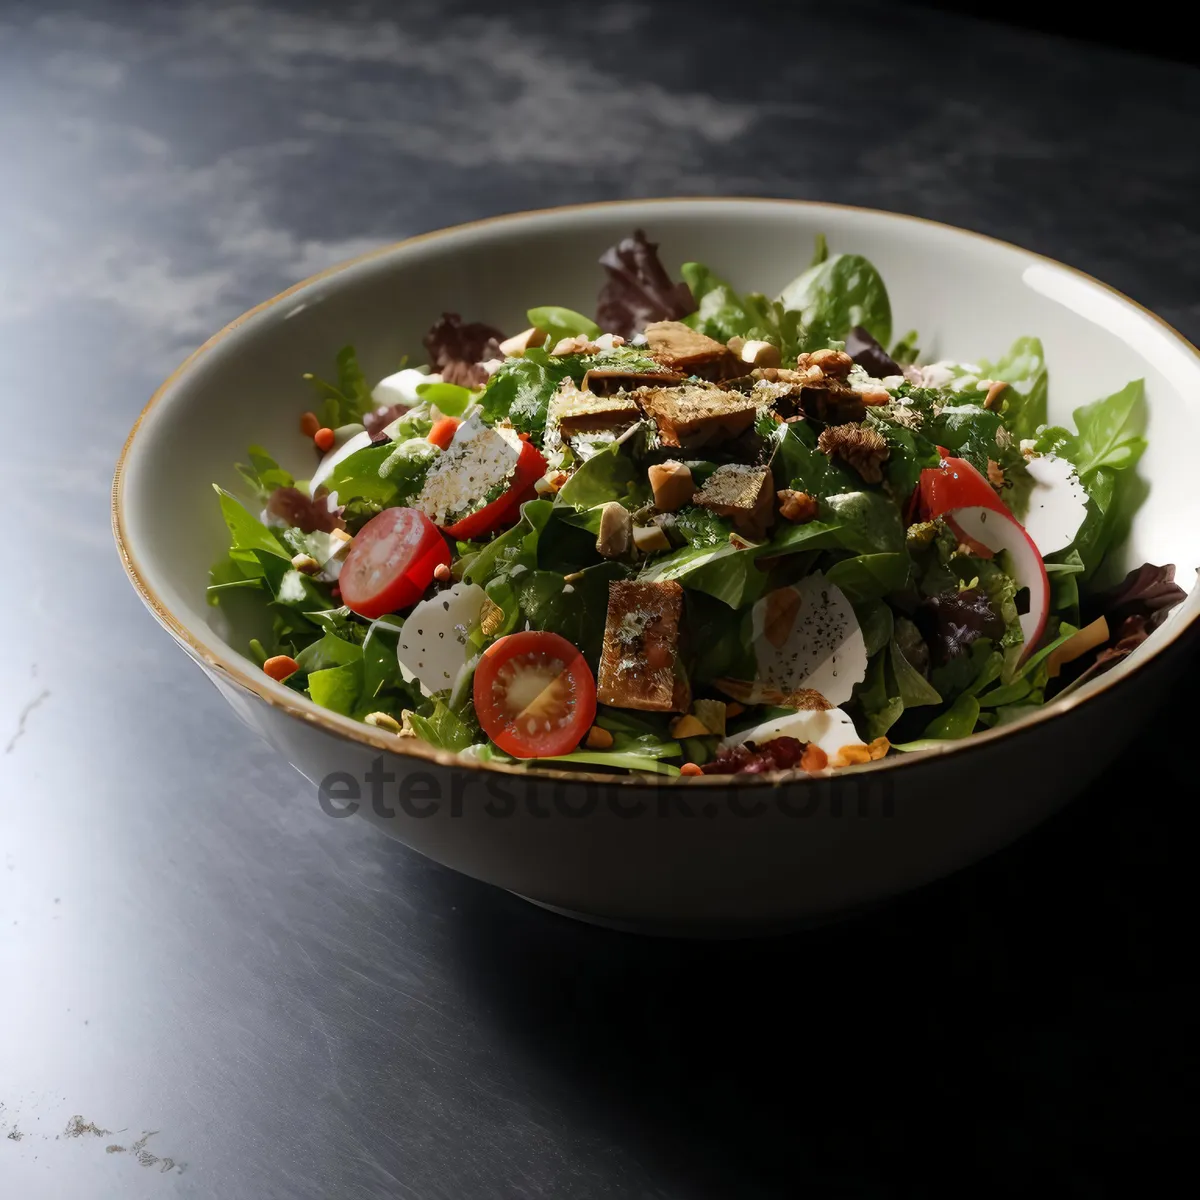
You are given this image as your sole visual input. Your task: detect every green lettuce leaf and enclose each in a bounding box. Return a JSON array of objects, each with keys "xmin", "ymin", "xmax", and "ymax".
[
  {"xmin": 527, "ymin": 305, "xmax": 601, "ymax": 343},
  {"xmin": 307, "ymin": 662, "xmax": 363, "ymax": 716},
  {"xmin": 977, "ymin": 336, "xmax": 1048, "ymax": 442},
  {"xmin": 779, "ymin": 247, "xmax": 892, "ymax": 349}
]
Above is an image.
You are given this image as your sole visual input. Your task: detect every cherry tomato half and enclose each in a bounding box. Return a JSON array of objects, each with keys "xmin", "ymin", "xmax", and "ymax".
[
  {"xmin": 473, "ymin": 631, "xmax": 597, "ymax": 759},
  {"xmin": 442, "ymin": 440, "xmax": 548, "ymax": 540},
  {"xmin": 919, "ymin": 451, "xmax": 1008, "ymax": 522},
  {"xmin": 339, "ymin": 507, "xmax": 450, "ymax": 619}
]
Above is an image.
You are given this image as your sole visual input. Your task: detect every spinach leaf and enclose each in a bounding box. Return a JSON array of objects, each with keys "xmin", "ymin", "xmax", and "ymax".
[
  {"xmin": 556, "ymin": 439, "xmax": 649, "ymax": 511},
  {"xmin": 922, "ymin": 692, "xmax": 980, "ymax": 739},
  {"xmin": 825, "ymin": 552, "xmax": 911, "ymax": 603},
  {"xmin": 463, "ymin": 499, "xmax": 554, "ymax": 586},
  {"xmin": 680, "ymin": 263, "xmax": 754, "ymax": 343},
  {"xmin": 307, "ymin": 662, "xmax": 363, "ymax": 716},
  {"xmin": 295, "ymin": 631, "xmax": 363, "ymax": 673},
  {"xmin": 779, "ymin": 249, "xmax": 892, "ymax": 349},
  {"xmin": 513, "ymin": 562, "xmax": 626, "ymax": 668}
]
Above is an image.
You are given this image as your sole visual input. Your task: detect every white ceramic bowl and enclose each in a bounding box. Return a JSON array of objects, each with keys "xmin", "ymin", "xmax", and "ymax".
[{"xmin": 114, "ymin": 199, "xmax": 1200, "ymax": 935}]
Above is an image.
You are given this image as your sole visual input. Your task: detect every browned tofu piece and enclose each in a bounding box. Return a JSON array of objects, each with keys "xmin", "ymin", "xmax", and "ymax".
[
  {"xmin": 597, "ymin": 580, "xmax": 688, "ymax": 712},
  {"xmin": 582, "ymin": 367, "xmax": 683, "ymax": 396},
  {"xmin": 695, "ymin": 464, "xmax": 775, "ymax": 540},
  {"xmin": 643, "ymin": 321, "xmax": 738, "ymax": 380},
  {"xmin": 751, "ymin": 368, "xmax": 865, "ymax": 426},
  {"xmin": 549, "ymin": 384, "xmax": 642, "ymax": 439},
  {"xmin": 634, "ymin": 383, "xmax": 757, "ymax": 450}
]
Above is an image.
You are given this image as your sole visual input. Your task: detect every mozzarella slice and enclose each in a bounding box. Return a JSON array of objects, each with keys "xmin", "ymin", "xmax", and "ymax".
[
  {"xmin": 396, "ymin": 583, "xmax": 486, "ymax": 696},
  {"xmin": 721, "ymin": 707, "xmax": 861, "ymax": 758},
  {"xmin": 751, "ymin": 574, "xmax": 868, "ymax": 706},
  {"xmin": 372, "ymin": 367, "xmax": 440, "ymax": 408},
  {"xmin": 1021, "ymin": 454, "xmax": 1089, "ymax": 555},
  {"xmin": 310, "ymin": 426, "xmax": 371, "ymax": 491}
]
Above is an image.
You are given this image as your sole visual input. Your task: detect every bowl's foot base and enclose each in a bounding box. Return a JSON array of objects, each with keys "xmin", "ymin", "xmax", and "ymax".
[{"xmin": 510, "ymin": 893, "xmax": 877, "ymax": 939}]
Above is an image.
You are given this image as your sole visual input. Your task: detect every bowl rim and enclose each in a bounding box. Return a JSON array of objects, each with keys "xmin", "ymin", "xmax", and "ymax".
[{"xmin": 112, "ymin": 196, "xmax": 1200, "ymax": 789}]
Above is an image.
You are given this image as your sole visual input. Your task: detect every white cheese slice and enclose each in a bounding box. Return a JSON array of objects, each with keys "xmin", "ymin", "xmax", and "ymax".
[
  {"xmin": 721, "ymin": 706, "xmax": 862, "ymax": 758},
  {"xmin": 310, "ymin": 427, "xmax": 372, "ymax": 491},
  {"xmin": 372, "ymin": 367, "xmax": 440, "ymax": 408},
  {"xmin": 1021, "ymin": 454, "xmax": 1089, "ymax": 555},
  {"xmin": 396, "ymin": 583, "xmax": 486, "ymax": 696},
  {"xmin": 415, "ymin": 413, "xmax": 522, "ymax": 527},
  {"xmin": 751, "ymin": 573, "xmax": 868, "ymax": 706}
]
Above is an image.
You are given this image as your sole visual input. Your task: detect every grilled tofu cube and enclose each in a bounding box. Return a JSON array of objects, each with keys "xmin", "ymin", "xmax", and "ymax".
[
  {"xmin": 548, "ymin": 383, "xmax": 642, "ymax": 440},
  {"xmin": 597, "ymin": 580, "xmax": 688, "ymax": 711},
  {"xmin": 582, "ymin": 367, "xmax": 683, "ymax": 395},
  {"xmin": 634, "ymin": 383, "xmax": 757, "ymax": 450},
  {"xmin": 695, "ymin": 464, "xmax": 776, "ymax": 540},
  {"xmin": 643, "ymin": 321, "xmax": 738, "ymax": 380},
  {"xmin": 751, "ymin": 368, "xmax": 866, "ymax": 426}
]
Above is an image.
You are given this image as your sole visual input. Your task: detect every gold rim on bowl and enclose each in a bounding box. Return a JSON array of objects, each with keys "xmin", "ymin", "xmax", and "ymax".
[{"xmin": 112, "ymin": 197, "xmax": 1200, "ymax": 788}]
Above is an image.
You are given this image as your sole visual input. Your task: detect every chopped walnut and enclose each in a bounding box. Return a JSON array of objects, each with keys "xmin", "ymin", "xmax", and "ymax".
[
  {"xmin": 986, "ymin": 459, "xmax": 1005, "ymax": 488},
  {"xmin": 817, "ymin": 424, "xmax": 890, "ymax": 484},
  {"xmin": 906, "ymin": 520, "xmax": 938, "ymax": 548},
  {"xmin": 802, "ymin": 348, "xmax": 854, "ymax": 379},
  {"xmin": 858, "ymin": 387, "xmax": 891, "ymax": 406},
  {"xmin": 777, "ymin": 489, "xmax": 819, "ymax": 523}
]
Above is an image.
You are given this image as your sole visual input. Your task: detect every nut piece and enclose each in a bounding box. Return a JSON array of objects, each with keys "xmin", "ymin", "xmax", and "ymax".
[
  {"xmin": 832, "ymin": 743, "xmax": 872, "ymax": 766},
  {"xmin": 643, "ymin": 320, "xmax": 738, "ymax": 379},
  {"xmin": 858, "ymin": 387, "xmax": 891, "ymax": 406},
  {"xmin": 817, "ymin": 424, "xmax": 890, "ymax": 484},
  {"xmin": 632, "ymin": 524, "xmax": 672, "ymax": 553},
  {"xmin": 804, "ymin": 348, "xmax": 854, "ymax": 379},
  {"xmin": 534, "ymin": 469, "xmax": 570, "ymax": 496},
  {"xmin": 777, "ymin": 489, "xmax": 819, "ymax": 523},
  {"xmin": 364, "ymin": 712, "xmax": 403, "ymax": 734},
  {"xmin": 585, "ymin": 725, "xmax": 615, "ymax": 749},
  {"xmin": 695, "ymin": 464, "xmax": 775, "ymax": 540},
  {"xmin": 432, "ymin": 562, "xmax": 452, "ymax": 583},
  {"xmin": 498, "ymin": 326, "xmax": 548, "ymax": 356},
  {"xmin": 551, "ymin": 334, "xmax": 596, "ymax": 356},
  {"xmin": 291, "ymin": 553, "xmax": 321, "ymax": 575},
  {"xmin": 648, "ymin": 460, "xmax": 695, "ymax": 511},
  {"xmin": 986, "ymin": 459, "xmax": 1005, "ymax": 489},
  {"xmin": 738, "ymin": 339, "xmax": 782, "ymax": 369},
  {"xmin": 983, "ymin": 379, "xmax": 1008, "ymax": 411},
  {"xmin": 596, "ymin": 501, "xmax": 633, "ymax": 559},
  {"xmin": 669, "ymin": 714, "xmax": 710, "ymax": 739},
  {"xmin": 867, "ymin": 737, "xmax": 890, "ymax": 761}
]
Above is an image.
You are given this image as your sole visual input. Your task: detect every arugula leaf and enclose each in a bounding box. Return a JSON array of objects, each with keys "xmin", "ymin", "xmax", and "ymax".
[
  {"xmin": 779, "ymin": 248, "xmax": 892, "ymax": 349},
  {"xmin": 977, "ymin": 336, "xmax": 1048, "ymax": 441},
  {"xmin": 527, "ymin": 305, "xmax": 602, "ymax": 344},
  {"xmin": 304, "ymin": 344, "xmax": 376, "ymax": 427},
  {"xmin": 214, "ymin": 487, "xmax": 290, "ymax": 576},
  {"xmin": 236, "ymin": 445, "xmax": 294, "ymax": 501},
  {"xmin": 408, "ymin": 700, "xmax": 476, "ymax": 752}
]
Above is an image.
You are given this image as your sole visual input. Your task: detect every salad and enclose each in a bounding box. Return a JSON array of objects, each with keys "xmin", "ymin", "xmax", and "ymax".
[{"xmin": 209, "ymin": 230, "xmax": 1185, "ymax": 777}]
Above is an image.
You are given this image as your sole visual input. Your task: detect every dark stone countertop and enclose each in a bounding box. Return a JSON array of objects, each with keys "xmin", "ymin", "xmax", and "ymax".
[{"xmin": 1, "ymin": 1, "xmax": 1196, "ymax": 1195}]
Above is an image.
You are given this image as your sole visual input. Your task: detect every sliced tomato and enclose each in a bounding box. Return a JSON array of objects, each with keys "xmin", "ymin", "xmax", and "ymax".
[
  {"xmin": 473, "ymin": 631, "xmax": 596, "ymax": 759},
  {"xmin": 339, "ymin": 507, "xmax": 450, "ymax": 619},
  {"xmin": 442, "ymin": 440, "xmax": 547, "ymax": 540},
  {"xmin": 919, "ymin": 451, "xmax": 1007, "ymax": 522}
]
